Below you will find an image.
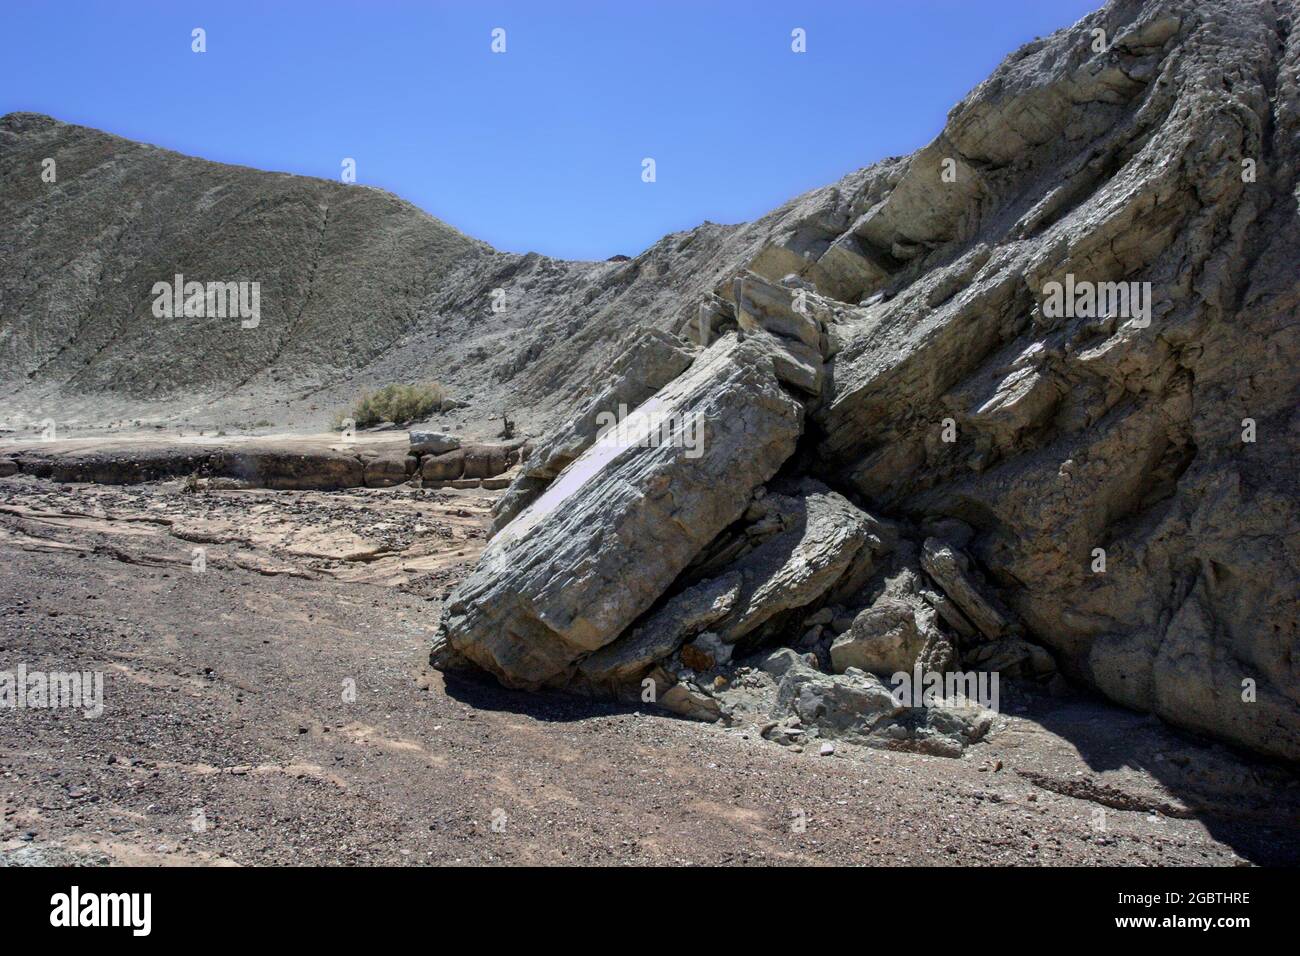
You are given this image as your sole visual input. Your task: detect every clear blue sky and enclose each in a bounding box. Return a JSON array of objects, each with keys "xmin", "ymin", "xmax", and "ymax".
[{"xmin": 3, "ymin": 1, "xmax": 1099, "ymax": 260}]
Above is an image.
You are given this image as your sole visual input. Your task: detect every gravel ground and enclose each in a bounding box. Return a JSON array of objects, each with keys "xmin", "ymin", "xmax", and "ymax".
[{"xmin": 1, "ymin": 477, "xmax": 1298, "ymax": 867}]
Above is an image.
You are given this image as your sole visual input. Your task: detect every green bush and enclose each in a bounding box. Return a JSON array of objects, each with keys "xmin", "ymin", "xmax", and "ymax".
[{"xmin": 336, "ymin": 383, "xmax": 445, "ymax": 429}]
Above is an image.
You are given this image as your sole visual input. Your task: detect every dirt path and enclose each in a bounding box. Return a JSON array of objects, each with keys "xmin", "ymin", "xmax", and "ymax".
[{"xmin": 1, "ymin": 475, "xmax": 1297, "ymax": 866}]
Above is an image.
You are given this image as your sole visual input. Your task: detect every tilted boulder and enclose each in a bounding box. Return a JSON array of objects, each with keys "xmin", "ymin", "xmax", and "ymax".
[
  {"xmin": 578, "ymin": 480, "xmax": 889, "ymax": 690},
  {"xmin": 432, "ymin": 333, "xmax": 804, "ymax": 689}
]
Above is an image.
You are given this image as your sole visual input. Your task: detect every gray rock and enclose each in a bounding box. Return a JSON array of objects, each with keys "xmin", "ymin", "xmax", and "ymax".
[
  {"xmin": 920, "ymin": 588, "xmax": 978, "ymax": 641},
  {"xmin": 771, "ymin": 652, "xmax": 905, "ymax": 738},
  {"xmin": 744, "ymin": 327, "xmax": 825, "ymax": 397},
  {"xmin": 578, "ymin": 573, "xmax": 742, "ymax": 687},
  {"xmin": 710, "ymin": 481, "xmax": 882, "ymax": 644},
  {"xmin": 489, "ymin": 327, "xmax": 696, "ymax": 535},
  {"xmin": 409, "ymin": 431, "xmax": 460, "ymax": 455},
  {"xmin": 432, "ymin": 334, "xmax": 804, "ymax": 689},
  {"xmin": 733, "ymin": 271, "xmax": 824, "ymax": 353}
]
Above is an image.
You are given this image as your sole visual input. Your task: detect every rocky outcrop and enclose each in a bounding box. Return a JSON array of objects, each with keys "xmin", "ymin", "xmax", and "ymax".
[
  {"xmin": 434, "ymin": 0, "xmax": 1300, "ymax": 765},
  {"xmin": 800, "ymin": 0, "xmax": 1300, "ymax": 761}
]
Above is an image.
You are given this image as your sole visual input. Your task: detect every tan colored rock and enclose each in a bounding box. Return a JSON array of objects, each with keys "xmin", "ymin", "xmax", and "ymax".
[
  {"xmin": 420, "ymin": 450, "xmax": 464, "ymax": 481},
  {"xmin": 362, "ymin": 454, "xmax": 410, "ymax": 488},
  {"xmin": 460, "ymin": 444, "xmax": 508, "ymax": 479},
  {"xmin": 660, "ymin": 683, "xmax": 722, "ymax": 722}
]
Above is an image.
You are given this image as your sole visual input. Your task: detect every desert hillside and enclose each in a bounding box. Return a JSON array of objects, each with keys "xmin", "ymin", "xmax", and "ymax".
[{"xmin": 1, "ymin": 112, "xmax": 861, "ymax": 437}]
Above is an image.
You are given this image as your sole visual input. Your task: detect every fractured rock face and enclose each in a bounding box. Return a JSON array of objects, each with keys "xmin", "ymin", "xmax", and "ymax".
[
  {"xmin": 577, "ymin": 573, "xmax": 742, "ymax": 687},
  {"xmin": 427, "ymin": 0, "xmax": 1300, "ymax": 765},
  {"xmin": 433, "ymin": 333, "xmax": 804, "ymax": 689},
  {"xmin": 707, "ymin": 480, "xmax": 886, "ymax": 645},
  {"xmin": 789, "ymin": 0, "xmax": 1300, "ymax": 761}
]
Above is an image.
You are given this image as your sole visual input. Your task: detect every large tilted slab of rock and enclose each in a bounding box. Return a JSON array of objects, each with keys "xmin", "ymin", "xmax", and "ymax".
[
  {"xmin": 489, "ymin": 327, "xmax": 695, "ymax": 535},
  {"xmin": 433, "ymin": 334, "xmax": 804, "ymax": 689},
  {"xmin": 580, "ymin": 482, "xmax": 889, "ymax": 686},
  {"xmin": 522, "ymin": 327, "xmax": 696, "ymax": 481}
]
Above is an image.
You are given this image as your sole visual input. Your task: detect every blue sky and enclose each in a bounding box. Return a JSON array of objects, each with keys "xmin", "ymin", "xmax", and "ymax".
[{"xmin": 3, "ymin": 1, "xmax": 1099, "ymax": 260}]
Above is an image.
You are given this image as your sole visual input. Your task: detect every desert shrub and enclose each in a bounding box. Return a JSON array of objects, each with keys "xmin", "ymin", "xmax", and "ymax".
[{"xmin": 336, "ymin": 382, "xmax": 445, "ymax": 429}]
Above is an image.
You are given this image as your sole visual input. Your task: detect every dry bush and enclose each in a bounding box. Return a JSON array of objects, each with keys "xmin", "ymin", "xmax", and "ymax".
[{"xmin": 335, "ymin": 382, "xmax": 445, "ymax": 429}]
